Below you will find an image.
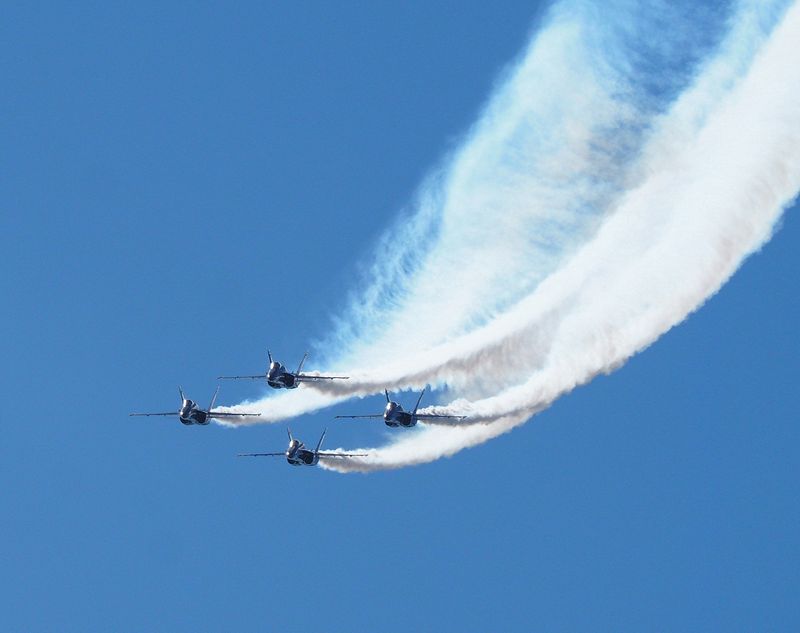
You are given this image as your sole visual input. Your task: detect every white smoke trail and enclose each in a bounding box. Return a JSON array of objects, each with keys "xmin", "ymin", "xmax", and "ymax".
[
  {"xmin": 321, "ymin": 0, "xmax": 789, "ymax": 373},
  {"xmin": 225, "ymin": 0, "xmax": 800, "ymax": 472},
  {"xmin": 319, "ymin": 0, "xmax": 800, "ymax": 472}
]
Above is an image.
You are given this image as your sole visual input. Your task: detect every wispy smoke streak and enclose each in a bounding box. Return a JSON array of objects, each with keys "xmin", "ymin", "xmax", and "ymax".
[{"xmin": 228, "ymin": 0, "xmax": 800, "ymax": 473}]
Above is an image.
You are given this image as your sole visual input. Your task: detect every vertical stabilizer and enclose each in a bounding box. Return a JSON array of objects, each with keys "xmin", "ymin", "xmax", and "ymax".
[
  {"xmin": 315, "ymin": 428, "xmax": 327, "ymax": 453},
  {"xmin": 208, "ymin": 385, "xmax": 220, "ymax": 412},
  {"xmin": 412, "ymin": 387, "xmax": 427, "ymax": 415},
  {"xmin": 296, "ymin": 352, "xmax": 309, "ymax": 375}
]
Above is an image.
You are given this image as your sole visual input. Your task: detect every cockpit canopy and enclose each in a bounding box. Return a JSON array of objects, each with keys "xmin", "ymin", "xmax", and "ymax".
[{"xmin": 179, "ymin": 400, "xmax": 194, "ymax": 417}]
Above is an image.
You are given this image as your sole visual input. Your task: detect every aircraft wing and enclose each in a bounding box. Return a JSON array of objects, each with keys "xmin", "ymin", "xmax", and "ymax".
[
  {"xmin": 129, "ymin": 412, "xmax": 175, "ymax": 417},
  {"xmin": 237, "ymin": 452, "xmax": 285, "ymax": 457},
  {"xmin": 217, "ymin": 374, "xmax": 265, "ymax": 380},
  {"xmin": 295, "ymin": 374, "xmax": 349, "ymax": 382},
  {"xmin": 334, "ymin": 414, "xmax": 383, "ymax": 419},
  {"xmin": 209, "ymin": 411, "xmax": 261, "ymax": 418},
  {"xmin": 317, "ymin": 452, "xmax": 369, "ymax": 458},
  {"xmin": 415, "ymin": 414, "xmax": 467, "ymax": 420}
]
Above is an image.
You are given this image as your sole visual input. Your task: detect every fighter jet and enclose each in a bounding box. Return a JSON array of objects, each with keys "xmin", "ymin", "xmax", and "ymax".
[
  {"xmin": 218, "ymin": 350, "xmax": 348, "ymax": 390},
  {"xmin": 129, "ymin": 386, "xmax": 261, "ymax": 425},
  {"xmin": 238, "ymin": 428, "xmax": 367, "ymax": 466},
  {"xmin": 335, "ymin": 387, "xmax": 466, "ymax": 428}
]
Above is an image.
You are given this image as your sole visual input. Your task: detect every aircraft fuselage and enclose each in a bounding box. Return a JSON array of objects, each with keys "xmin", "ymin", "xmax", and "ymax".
[
  {"xmin": 266, "ymin": 362, "xmax": 299, "ymax": 389},
  {"xmin": 383, "ymin": 402, "xmax": 416, "ymax": 428},
  {"xmin": 285, "ymin": 440, "xmax": 319, "ymax": 466},
  {"xmin": 178, "ymin": 399, "xmax": 211, "ymax": 425}
]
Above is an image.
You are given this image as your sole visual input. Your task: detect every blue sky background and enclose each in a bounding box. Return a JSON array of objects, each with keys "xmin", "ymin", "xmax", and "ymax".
[{"xmin": 2, "ymin": 2, "xmax": 798, "ymax": 631}]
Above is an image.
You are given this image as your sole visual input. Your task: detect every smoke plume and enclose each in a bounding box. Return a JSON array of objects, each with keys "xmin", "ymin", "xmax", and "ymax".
[{"xmin": 223, "ymin": 0, "xmax": 800, "ymax": 472}]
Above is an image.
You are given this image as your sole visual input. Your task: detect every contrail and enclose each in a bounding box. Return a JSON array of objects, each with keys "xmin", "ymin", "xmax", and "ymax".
[{"xmin": 225, "ymin": 0, "xmax": 800, "ymax": 472}]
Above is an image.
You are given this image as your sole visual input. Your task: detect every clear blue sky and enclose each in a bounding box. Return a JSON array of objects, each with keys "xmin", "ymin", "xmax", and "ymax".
[{"xmin": 2, "ymin": 2, "xmax": 798, "ymax": 631}]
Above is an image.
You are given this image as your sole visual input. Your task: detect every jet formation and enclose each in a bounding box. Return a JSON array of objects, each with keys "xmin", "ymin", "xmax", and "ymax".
[{"xmin": 130, "ymin": 350, "xmax": 468, "ymax": 468}]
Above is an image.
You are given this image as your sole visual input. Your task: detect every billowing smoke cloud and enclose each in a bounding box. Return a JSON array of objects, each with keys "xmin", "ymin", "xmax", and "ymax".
[{"xmin": 222, "ymin": 0, "xmax": 800, "ymax": 472}]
